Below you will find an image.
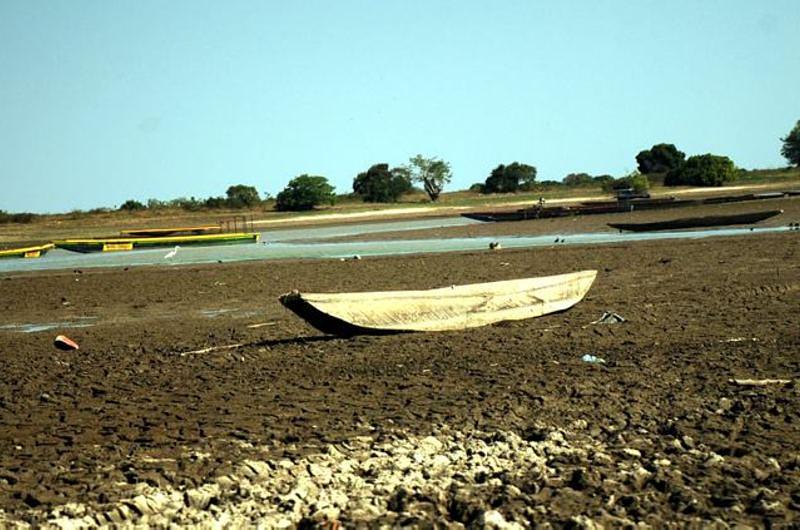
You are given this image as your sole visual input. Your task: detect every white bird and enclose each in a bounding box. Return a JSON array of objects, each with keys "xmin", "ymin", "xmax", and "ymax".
[{"xmin": 164, "ymin": 245, "xmax": 179, "ymax": 259}]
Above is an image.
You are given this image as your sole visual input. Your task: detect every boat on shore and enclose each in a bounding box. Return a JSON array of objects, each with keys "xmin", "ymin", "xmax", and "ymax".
[
  {"xmin": 0, "ymin": 243, "xmax": 55, "ymax": 259},
  {"xmin": 280, "ymin": 270, "xmax": 597, "ymax": 337},
  {"xmin": 54, "ymin": 232, "xmax": 259, "ymax": 253},
  {"xmin": 608, "ymin": 209, "xmax": 783, "ymax": 232},
  {"xmin": 463, "ymin": 190, "xmax": 791, "ymax": 223},
  {"xmin": 119, "ymin": 226, "xmax": 221, "ymax": 237}
]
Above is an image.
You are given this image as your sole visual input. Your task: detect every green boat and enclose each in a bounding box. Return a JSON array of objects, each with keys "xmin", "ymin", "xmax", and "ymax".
[
  {"xmin": 0, "ymin": 243, "xmax": 55, "ymax": 259},
  {"xmin": 54, "ymin": 232, "xmax": 259, "ymax": 253}
]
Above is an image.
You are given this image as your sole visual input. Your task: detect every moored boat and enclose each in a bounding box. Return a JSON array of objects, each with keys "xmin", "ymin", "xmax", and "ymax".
[
  {"xmin": 608, "ymin": 209, "xmax": 783, "ymax": 232},
  {"xmin": 119, "ymin": 226, "xmax": 221, "ymax": 237},
  {"xmin": 280, "ymin": 270, "xmax": 597, "ymax": 337},
  {"xmin": 54, "ymin": 232, "xmax": 259, "ymax": 253},
  {"xmin": 0, "ymin": 243, "xmax": 55, "ymax": 259}
]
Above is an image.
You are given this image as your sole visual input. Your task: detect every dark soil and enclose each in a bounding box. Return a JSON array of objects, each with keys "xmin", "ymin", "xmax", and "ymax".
[{"xmin": 1, "ymin": 220, "xmax": 799, "ymax": 526}]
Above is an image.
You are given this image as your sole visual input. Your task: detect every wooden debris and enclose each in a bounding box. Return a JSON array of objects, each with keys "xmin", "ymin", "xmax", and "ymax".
[{"xmin": 729, "ymin": 378, "xmax": 792, "ymax": 387}]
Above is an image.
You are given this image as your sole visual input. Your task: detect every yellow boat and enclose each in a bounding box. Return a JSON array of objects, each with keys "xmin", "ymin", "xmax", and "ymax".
[
  {"xmin": 0, "ymin": 243, "xmax": 56, "ymax": 259},
  {"xmin": 54, "ymin": 232, "xmax": 259, "ymax": 253}
]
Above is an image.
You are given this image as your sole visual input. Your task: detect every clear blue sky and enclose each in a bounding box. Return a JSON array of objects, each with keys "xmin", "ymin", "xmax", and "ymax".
[{"xmin": 1, "ymin": 1, "xmax": 798, "ymax": 213}]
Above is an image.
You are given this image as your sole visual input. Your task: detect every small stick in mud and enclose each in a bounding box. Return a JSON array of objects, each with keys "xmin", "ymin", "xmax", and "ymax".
[
  {"xmin": 728, "ymin": 378, "xmax": 793, "ymax": 386},
  {"xmin": 179, "ymin": 343, "xmax": 247, "ymax": 356}
]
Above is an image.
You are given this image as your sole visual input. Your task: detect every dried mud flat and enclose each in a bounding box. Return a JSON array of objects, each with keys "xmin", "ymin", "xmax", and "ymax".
[{"xmin": 0, "ymin": 227, "xmax": 799, "ymax": 528}]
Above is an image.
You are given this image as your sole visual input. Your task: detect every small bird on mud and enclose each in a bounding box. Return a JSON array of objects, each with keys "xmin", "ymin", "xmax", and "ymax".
[{"xmin": 164, "ymin": 245, "xmax": 179, "ymax": 259}]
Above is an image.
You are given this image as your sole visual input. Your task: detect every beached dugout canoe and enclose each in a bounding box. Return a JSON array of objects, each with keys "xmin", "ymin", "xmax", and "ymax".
[
  {"xmin": 54, "ymin": 232, "xmax": 259, "ymax": 253},
  {"xmin": 608, "ymin": 209, "xmax": 783, "ymax": 232},
  {"xmin": 119, "ymin": 226, "xmax": 221, "ymax": 237},
  {"xmin": 0, "ymin": 243, "xmax": 55, "ymax": 259},
  {"xmin": 280, "ymin": 270, "xmax": 597, "ymax": 337}
]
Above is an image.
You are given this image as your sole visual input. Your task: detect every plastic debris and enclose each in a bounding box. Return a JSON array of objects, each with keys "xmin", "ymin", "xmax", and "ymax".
[
  {"xmin": 54, "ymin": 335, "xmax": 80, "ymax": 351},
  {"xmin": 581, "ymin": 354, "xmax": 606, "ymax": 364},
  {"xmin": 592, "ymin": 311, "xmax": 626, "ymax": 324}
]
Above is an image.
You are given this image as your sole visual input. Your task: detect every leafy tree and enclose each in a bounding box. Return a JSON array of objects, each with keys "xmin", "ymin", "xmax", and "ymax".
[
  {"xmin": 483, "ymin": 162, "xmax": 537, "ymax": 193},
  {"xmin": 119, "ymin": 199, "xmax": 146, "ymax": 211},
  {"xmin": 664, "ymin": 154, "xmax": 737, "ymax": 187},
  {"xmin": 225, "ymin": 184, "xmax": 261, "ymax": 208},
  {"xmin": 563, "ymin": 173, "xmax": 594, "ymax": 186},
  {"xmin": 636, "ymin": 143, "xmax": 686, "ymax": 174},
  {"xmin": 403, "ymin": 155, "xmax": 452, "ymax": 202},
  {"xmin": 781, "ymin": 120, "xmax": 800, "ymax": 167},
  {"xmin": 352, "ymin": 163, "xmax": 413, "ymax": 203},
  {"xmin": 275, "ymin": 175, "xmax": 336, "ymax": 211},
  {"xmin": 469, "ymin": 183, "xmax": 486, "ymax": 193}
]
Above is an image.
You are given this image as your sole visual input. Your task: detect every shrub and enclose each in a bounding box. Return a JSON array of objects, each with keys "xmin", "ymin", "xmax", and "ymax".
[
  {"xmin": 352, "ymin": 164, "xmax": 412, "ymax": 203},
  {"xmin": 119, "ymin": 199, "xmax": 146, "ymax": 211},
  {"xmin": 602, "ymin": 171, "xmax": 650, "ymax": 193},
  {"xmin": 636, "ymin": 143, "xmax": 686, "ymax": 174},
  {"xmin": 664, "ymin": 154, "xmax": 737, "ymax": 186},
  {"xmin": 275, "ymin": 175, "xmax": 336, "ymax": 211},
  {"xmin": 483, "ymin": 162, "xmax": 537, "ymax": 193}
]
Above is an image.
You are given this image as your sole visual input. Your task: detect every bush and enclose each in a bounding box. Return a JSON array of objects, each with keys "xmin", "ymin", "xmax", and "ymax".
[
  {"xmin": 664, "ymin": 154, "xmax": 737, "ymax": 186},
  {"xmin": 563, "ymin": 173, "xmax": 594, "ymax": 186},
  {"xmin": 636, "ymin": 143, "xmax": 686, "ymax": 174},
  {"xmin": 781, "ymin": 120, "xmax": 800, "ymax": 167},
  {"xmin": 226, "ymin": 185, "xmax": 261, "ymax": 208},
  {"xmin": 0, "ymin": 210, "xmax": 37, "ymax": 224},
  {"xmin": 602, "ymin": 171, "xmax": 650, "ymax": 193},
  {"xmin": 468, "ymin": 183, "xmax": 485, "ymax": 193},
  {"xmin": 119, "ymin": 199, "xmax": 146, "ymax": 211},
  {"xmin": 275, "ymin": 175, "xmax": 336, "ymax": 211},
  {"xmin": 352, "ymin": 164, "xmax": 412, "ymax": 203},
  {"xmin": 483, "ymin": 162, "xmax": 537, "ymax": 193}
]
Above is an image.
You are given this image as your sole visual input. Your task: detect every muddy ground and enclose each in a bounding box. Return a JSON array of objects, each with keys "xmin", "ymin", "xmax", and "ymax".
[{"xmin": 0, "ymin": 213, "xmax": 799, "ymax": 527}]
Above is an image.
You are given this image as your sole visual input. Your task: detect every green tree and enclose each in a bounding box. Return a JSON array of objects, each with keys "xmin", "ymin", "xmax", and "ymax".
[
  {"xmin": 781, "ymin": 120, "xmax": 800, "ymax": 167},
  {"xmin": 664, "ymin": 154, "xmax": 737, "ymax": 186},
  {"xmin": 119, "ymin": 199, "xmax": 146, "ymax": 211},
  {"xmin": 275, "ymin": 175, "xmax": 336, "ymax": 211},
  {"xmin": 225, "ymin": 184, "xmax": 261, "ymax": 208},
  {"xmin": 483, "ymin": 162, "xmax": 537, "ymax": 193},
  {"xmin": 352, "ymin": 163, "xmax": 413, "ymax": 203},
  {"xmin": 403, "ymin": 155, "xmax": 452, "ymax": 202},
  {"xmin": 636, "ymin": 143, "xmax": 686, "ymax": 174},
  {"xmin": 563, "ymin": 173, "xmax": 594, "ymax": 186}
]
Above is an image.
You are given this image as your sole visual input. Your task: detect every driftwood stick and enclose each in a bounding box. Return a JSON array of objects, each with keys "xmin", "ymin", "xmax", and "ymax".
[
  {"xmin": 729, "ymin": 378, "xmax": 792, "ymax": 387},
  {"xmin": 179, "ymin": 342, "xmax": 246, "ymax": 356},
  {"xmin": 246, "ymin": 321, "xmax": 278, "ymax": 329}
]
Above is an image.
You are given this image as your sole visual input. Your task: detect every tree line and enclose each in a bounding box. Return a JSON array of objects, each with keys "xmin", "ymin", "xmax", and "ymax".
[{"xmin": 2, "ymin": 120, "xmax": 799, "ymax": 220}]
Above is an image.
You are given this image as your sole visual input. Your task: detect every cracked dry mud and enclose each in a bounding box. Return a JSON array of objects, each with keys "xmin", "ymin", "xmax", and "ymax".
[{"xmin": 0, "ymin": 225, "xmax": 799, "ymax": 527}]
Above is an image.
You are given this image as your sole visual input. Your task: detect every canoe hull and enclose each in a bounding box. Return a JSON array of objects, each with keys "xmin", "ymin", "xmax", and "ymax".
[
  {"xmin": 608, "ymin": 210, "xmax": 783, "ymax": 232},
  {"xmin": 280, "ymin": 270, "xmax": 597, "ymax": 337}
]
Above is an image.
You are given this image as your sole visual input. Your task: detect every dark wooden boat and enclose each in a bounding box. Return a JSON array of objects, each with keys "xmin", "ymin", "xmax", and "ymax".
[
  {"xmin": 608, "ymin": 209, "xmax": 783, "ymax": 232},
  {"xmin": 120, "ymin": 226, "xmax": 221, "ymax": 237}
]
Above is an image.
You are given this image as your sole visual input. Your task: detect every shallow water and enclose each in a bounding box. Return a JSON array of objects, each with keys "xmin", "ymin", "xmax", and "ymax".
[
  {"xmin": 0, "ymin": 222, "xmax": 795, "ymax": 274},
  {"xmin": 0, "ymin": 317, "xmax": 98, "ymax": 333}
]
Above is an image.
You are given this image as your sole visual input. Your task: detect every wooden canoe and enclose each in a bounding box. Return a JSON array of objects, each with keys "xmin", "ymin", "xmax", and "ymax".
[
  {"xmin": 0, "ymin": 243, "xmax": 55, "ymax": 259},
  {"xmin": 280, "ymin": 270, "xmax": 597, "ymax": 337},
  {"xmin": 120, "ymin": 226, "xmax": 221, "ymax": 237},
  {"xmin": 608, "ymin": 209, "xmax": 783, "ymax": 232}
]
